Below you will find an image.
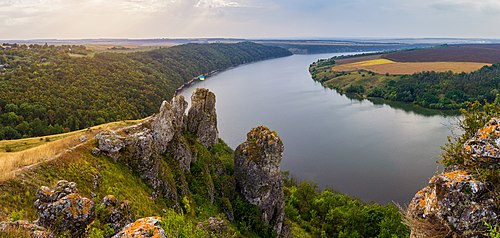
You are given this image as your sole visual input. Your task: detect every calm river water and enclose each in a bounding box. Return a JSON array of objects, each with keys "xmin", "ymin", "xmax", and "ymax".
[{"xmin": 180, "ymin": 53, "xmax": 458, "ymax": 204}]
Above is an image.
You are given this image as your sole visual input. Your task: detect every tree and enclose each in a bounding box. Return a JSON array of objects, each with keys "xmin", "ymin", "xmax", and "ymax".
[{"xmin": 2, "ymin": 126, "xmax": 21, "ymax": 139}]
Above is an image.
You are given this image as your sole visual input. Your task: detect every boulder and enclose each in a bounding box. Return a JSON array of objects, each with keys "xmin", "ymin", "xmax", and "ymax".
[
  {"xmin": 101, "ymin": 195, "xmax": 135, "ymax": 234},
  {"xmin": 408, "ymin": 170, "xmax": 497, "ymax": 237},
  {"xmin": 464, "ymin": 117, "xmax": 500, "ymax": 169},
  {"xmin": 113, "ymin": 217, "xmax": 167, "ymax": 238},
  {"xmin": 34, "ymin": 180, "xmax": 95, "ymax": 236},
  {"xmin": 408, "ymin": 118, "xmax": 499, "ymax": 238},
  {"xmin": 187, "ymin": 88, "xmax": 218, "ymax": 148},
  {"xmin": 234, "ymin": 126, "xmax": 288, "ymax": 237},
  {"xmin": 95, "ymin": 131, "xmax": 125, "ymax": 160}
]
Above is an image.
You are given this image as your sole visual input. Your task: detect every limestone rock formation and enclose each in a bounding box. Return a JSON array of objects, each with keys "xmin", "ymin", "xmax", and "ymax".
[
  {"xmin": 464, "ymin": 117, "xmax": 500, "ymax": 169},
  {"xmin": 234, "ymin": 126, "xmax": 288, "ymax": 237},
  {"xmin": 94, "ymin": 89, "xmax": 217, "ymax": 208},
  {"xmin": 151, "ymin": 95, "xmax": 188, "ymax": 153},
  {"xmin": 95, "ymin": 131, "xmax": 125, "ymax": 160},
  {"xmin": 101, "ymin": 195, "xmax": 135, "ymax": 234},
  {"xmin": 187, "ymin": 88, "xmax": 218, "ymax": 148},
  {"xmin": 113, "ymin": 217, "xmax": 167, "ymax": 238},
  {"xmin": 408, "ymin": 119, "xmax": 499, "ymax": 238},
  {"xmin": 34, "ymin": 180, "xmax": 95, "ymax": 236}
]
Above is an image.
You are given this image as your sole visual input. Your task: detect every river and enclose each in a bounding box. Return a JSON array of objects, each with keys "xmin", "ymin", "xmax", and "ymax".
[{"xmin": 179, "ymin": 53, "xmax": 459, "ymax": 204}]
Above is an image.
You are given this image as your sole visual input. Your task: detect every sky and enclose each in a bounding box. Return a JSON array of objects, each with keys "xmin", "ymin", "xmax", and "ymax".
[{"xmin": 1, "ymin": 0, "xmax": 500, "ymax": 39}]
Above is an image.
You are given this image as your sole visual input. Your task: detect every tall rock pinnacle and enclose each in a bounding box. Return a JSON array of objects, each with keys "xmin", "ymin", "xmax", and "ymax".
[
  {"xmin": 187, "ymin": 88, "xmax": 218, "ymax": 148},
  {"xmin": 234, "ymin": 126, "xmax": 289, "ymax": 237}
]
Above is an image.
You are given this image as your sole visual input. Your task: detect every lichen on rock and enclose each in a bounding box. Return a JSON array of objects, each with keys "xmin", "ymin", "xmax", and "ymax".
[
  {"xmin": 101, "ymin": 195, "xmax": 135, "ymax": 234},
  {"xmin": 234, "ymin": 125, "xmax": 288, "ymax": 237},
  {"xmin": 112, "ymin": 216, "xmax": 166, "ymax": 238},
  {"xmin": 34, "ymin": 180, "xmax": 95, "ymax": 236},
  {"xmin": 408, "ymin": 118, "xmax": 499, "ymax": 238},
  {"xmin": 464, "ymin": 117, "xmax": 500, "ymax": 169}
]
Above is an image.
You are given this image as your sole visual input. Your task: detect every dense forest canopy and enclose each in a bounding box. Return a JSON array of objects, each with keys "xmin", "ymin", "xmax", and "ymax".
[{"xmin": 0, "ymin": 42, "xmax": 292, "ymax": 139}]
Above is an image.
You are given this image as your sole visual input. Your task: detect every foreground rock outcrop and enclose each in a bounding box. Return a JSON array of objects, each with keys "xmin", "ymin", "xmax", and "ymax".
[
  {"xmin": 101, "ymin": 195, "xmax": 135, "ymax": 234},
  {"xmin": 34, "ymin": 180, "xmax": 95, "ymax": 236},
  {"xmin": 408, "ymin": 118, "xmax": 499, "ymax": 238},
  {"xmin": 234, "ymin": 126, "xmax": 289, "ymax": 237}
]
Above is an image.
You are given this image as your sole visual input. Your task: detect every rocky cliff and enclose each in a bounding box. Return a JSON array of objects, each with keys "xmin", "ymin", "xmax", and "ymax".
[
  {"xmin": 0, "ymin": 88, "xmax": 289, "ymax": 237},
  {"xmin": 234, "ymin": 126, "xmax": 289, "ymax": 237},
  {"xmin": 407, "ymin": 118, "xmax": 499, "ymax": 238},
  {"xmin": 93, "ymin": 88, "xmax": 219, "ymax": 208}
]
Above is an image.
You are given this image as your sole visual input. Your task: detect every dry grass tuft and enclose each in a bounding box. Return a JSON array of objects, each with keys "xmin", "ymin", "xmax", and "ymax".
[
  {"xmin": 0, "ymin": 134, "xmax": 84, "ymax": 181},
  {"xmin": 397, "ymin": 203, "xmax": 451, "ymax": 238}
]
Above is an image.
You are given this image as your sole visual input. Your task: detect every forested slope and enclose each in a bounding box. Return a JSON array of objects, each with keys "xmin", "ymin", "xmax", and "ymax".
[{"xmin": 0, "ymin": 42, "xmax": 291, "ymax": 139}]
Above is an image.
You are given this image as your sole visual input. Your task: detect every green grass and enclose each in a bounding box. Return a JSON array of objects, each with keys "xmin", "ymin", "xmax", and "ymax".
[
  {"xmin": 320, "ymin": 70, "xmax": 399, "ymax": 95},
  {"xmin": 0, "ymin": 130, "xmax": 244, "ymax": 237},
  {"xmin": 0, "ymin": 144, "xmax": 167, "ymax": 221}
]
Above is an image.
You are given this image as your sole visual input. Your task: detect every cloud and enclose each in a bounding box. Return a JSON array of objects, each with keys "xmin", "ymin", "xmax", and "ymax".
[
  {"xmin": 430, "ymin": 0, "xmax": 500, "ymax": 14},
  {"xmin": 1, "ymin": 0, "xmax": 500, "ymax": 39},
  {"xmin": 195, "ymin": 0, "xmax": 241, "ymax": 8}
]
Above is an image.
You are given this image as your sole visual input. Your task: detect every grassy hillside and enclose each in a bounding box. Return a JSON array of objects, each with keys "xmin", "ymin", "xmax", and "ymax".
[{"xmin": 0, "ymin": 42, "xmax": 291, "ymax": 139}]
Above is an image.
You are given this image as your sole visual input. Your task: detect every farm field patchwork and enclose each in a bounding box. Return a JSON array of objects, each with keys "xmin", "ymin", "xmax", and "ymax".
[
  {"xmin": 333, "ymin": 59, "xmax": 490, "ymax": 74},
  {"xmin": 383, "ymin": 44, "xmax": 500, "ymax": 63}
]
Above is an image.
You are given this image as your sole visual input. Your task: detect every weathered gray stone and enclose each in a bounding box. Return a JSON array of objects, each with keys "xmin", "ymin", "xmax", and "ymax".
[
  {"xmin": 187, "ymin": 88, "xmax": 218, "ymax": 148},
  {"xmin": 151, "ymin": 95, "xmax": 188, "ymax": 153},
  {"xmin": 101, "ymin": 195, "xmax": 135, "ymax": 234},
  {"xmin": 95, "ymin": 131, "xmax": 125, "ymax": 160},
  {"xmin": 113, "ymin": 217, "xmax": 167, "ymax": 238},
  {"xmin": 408, "ymin": 118, "xmax": 499, "ymax": 238},
  {"xmin": 92, "ymin": 89, "xmax": 222, "ymax": 213},
  {"xmin": 124, "ymin": 131, "xmax": 179, "ymax": 205},
  {"xmin": 168, "ymin": 135, "xmax": 194, "ymax": 172},
  {"xmin": 464, "ymin": 117, "xmax": 500, "ymax": 169},
  {"xmin": 34, "ymin": 181, "xmax": 95, "ymax": 236},
  {"xmin": 234, "ymin": 126, "xmax": 288, "ymax": 237}
]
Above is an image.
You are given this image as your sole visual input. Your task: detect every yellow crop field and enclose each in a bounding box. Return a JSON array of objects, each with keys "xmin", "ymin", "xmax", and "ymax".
[
  {"xmin": 333, "ymin": 60, "xmax": 490, "ymax": 75},
  {"xmin": 352, "ymin": 59, "xmax": 395, "ymax": 66}
]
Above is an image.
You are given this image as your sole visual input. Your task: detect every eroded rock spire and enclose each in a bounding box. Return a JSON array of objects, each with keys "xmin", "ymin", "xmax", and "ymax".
[{"xmin": 234, "ymin": 126, "xmax": 289, "ymax": 237}]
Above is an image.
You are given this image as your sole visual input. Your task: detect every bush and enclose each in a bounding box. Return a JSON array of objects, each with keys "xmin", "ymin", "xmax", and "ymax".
[{"xmin": 8, "ymin": 210, "xmax": 24, "ymax": 222}]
